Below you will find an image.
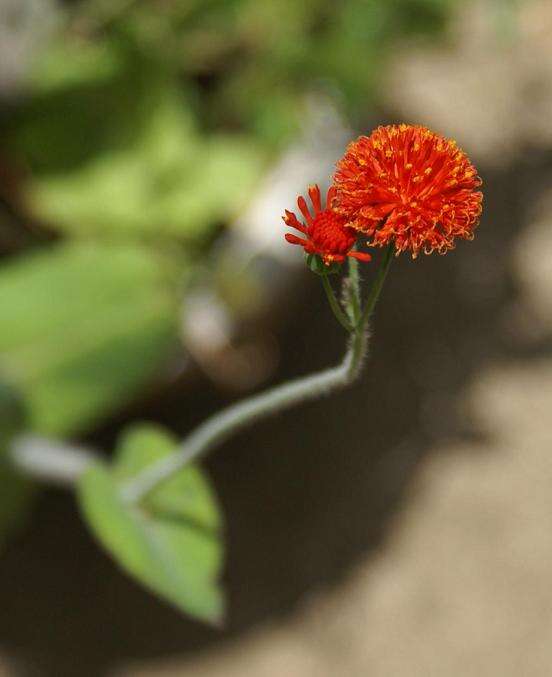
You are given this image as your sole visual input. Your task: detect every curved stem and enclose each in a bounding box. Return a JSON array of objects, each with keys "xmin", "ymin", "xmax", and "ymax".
[
  {"xmin": 7, "ymin": 248, "xmax": 394, "ymax": 498},
  {"xmin": 321, "ymin": 274, "xmax": 353, "ymax": 333},
  {"xmin": 120, "ymin": 249, "xmax": 393, "ymax": 504},
  {"xmin": 121, "ymin": 329, "xmax": 367, "ymax": 503}
]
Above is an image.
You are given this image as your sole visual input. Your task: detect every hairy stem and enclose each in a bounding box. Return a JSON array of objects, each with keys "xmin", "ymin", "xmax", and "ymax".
[
  {"xmin": 121, "ymin": 329, "xmax": 367, "ymax": 503},
  {"xmin": 121, "ymin": 248, "xmax": 393, "ymax": 504},
  {"xmin": 7, "ymin": 247, "xmax": 393, "ymax": 497},
  {"xmin": 321, "ymin": 273, "xmax": 354, "ymax": 333},
  {"xmin": 344, "ymin": 255, "xmax": 361, "ymax": 325}
]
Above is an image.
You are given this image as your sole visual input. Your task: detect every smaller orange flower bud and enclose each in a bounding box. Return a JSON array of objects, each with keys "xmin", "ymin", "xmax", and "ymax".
[{"xmin": 283, "ymin": 185, "xmax": 372, "ymax": 267}]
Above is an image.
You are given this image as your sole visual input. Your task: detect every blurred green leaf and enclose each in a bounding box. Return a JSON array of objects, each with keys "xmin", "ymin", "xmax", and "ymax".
[
  {"xmin": 0, "ymin": 242, "xmax": 179, "ymax": 435},
  {"xmin": 306, "ymin": 253, "xmax": 341, "ymax": 276},
  {"xmin": 78, "ymin": 423, "xmax": 224, "ymax": 624},
  {"xmin": 0, "ymin": 383, "xmax": 35, "ymax": 549},
  {"xmin": 26, "ymin": 129, "xmax": 264, "ymax": 241},
  {"xmin": 15, "ymin": 40, "xmax": 265, "ymax": 242},
  {"xmin": 28, "ymin": 40, "xmax": 124, "ymax": 92}
]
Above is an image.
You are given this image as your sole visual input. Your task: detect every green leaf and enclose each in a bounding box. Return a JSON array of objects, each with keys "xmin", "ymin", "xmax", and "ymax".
[
  {"xmin": 28, "ymin": 40, "xmax": 124, "ymax": 92},
  {"xmin": 0, "ymin": 243, "xmax": 179, "ymax": 436},
  {"xmin": 0, "ymin": 383, "xmax": 35, "ymax": 548},
  {"xmin": 77, "ymin": 424, "xmax": 224, "ymax": 624},
  {"xmin": 14, "ymin": 42, "xmax": 265, "ymax": 243},
  {"xmin": 23, "ymin": 127, "xmax": 264, "ymax": 242}
]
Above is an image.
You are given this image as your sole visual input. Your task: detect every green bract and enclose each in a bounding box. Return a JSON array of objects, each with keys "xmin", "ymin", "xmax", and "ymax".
[{"xmin": 306, "ymin": 253, "xmax": 342, "ymax": 276}]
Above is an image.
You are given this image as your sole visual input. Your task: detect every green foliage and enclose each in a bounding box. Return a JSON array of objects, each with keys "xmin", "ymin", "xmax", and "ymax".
[
  {"xmin": 78, "ymin": 424, "xmax": 224, "ymax": 624},
  {"xmin": 14, "ymin": 42, "xmax": 265, "ymax": 242},
  {"xmin": 0, "ymin": 242, "xmax": 179, "ymax": 435}
]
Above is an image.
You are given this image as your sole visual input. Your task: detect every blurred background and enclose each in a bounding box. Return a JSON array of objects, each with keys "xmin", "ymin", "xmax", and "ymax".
[{"xmin": 1, "ymin": 0, "xmax": 552, "ymax": 674}]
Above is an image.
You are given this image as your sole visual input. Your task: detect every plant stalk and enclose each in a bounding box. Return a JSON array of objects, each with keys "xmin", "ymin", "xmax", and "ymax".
[
  {"xmin": 120, "ymin": 247, "xmax": 394, "ymax": 504},
  {"xmin": 8, "ymin": 248, "xmax": 394, "ymax": 497},
  {"xmin": 321, "ymin": 273, "xmax": 354, "ymax": 333}
]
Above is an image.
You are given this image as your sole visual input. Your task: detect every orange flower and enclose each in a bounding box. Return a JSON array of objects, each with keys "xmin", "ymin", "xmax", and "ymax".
[
  {"xmin": 283, "ymin": 185, "xmax": 372, "ymax": 266},
  {"xmin": 333, "ymin": 124, "xmax": 483, "ymax": 257}
]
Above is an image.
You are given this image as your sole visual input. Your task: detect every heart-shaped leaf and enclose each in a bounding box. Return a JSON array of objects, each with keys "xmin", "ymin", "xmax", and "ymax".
[{"xmin": 77, "ymin": 424, "xmax": 224, "ymax": 624}]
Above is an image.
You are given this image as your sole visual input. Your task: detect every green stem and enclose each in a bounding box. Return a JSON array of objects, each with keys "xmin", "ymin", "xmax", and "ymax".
[
  {"xmin": 346, "ymin": 255, "xmax": 361, "ymax": 325},
  {"xmin": 120, "ymin": 249, "xmax": 394, "ymax": 504},
  {"xmin": 8, "ymin": 247, "xmax": 395, "ymax": 499},
  {"xmin": 321, "ymin": 274, "xmax": 354, "ymax": 333},
  {"xmin": 360, "ymin": 244, "xmax": 394, "ymax": 327}
]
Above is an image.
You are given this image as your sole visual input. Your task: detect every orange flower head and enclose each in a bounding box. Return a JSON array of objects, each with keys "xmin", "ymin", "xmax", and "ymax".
[
  {"xmin": 283, "ymin": 185, "xmax": 372, "ymax": 267},
  {"xmin": 333, "ymin": 124, "xmax": 483, "ymax": 257}
]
